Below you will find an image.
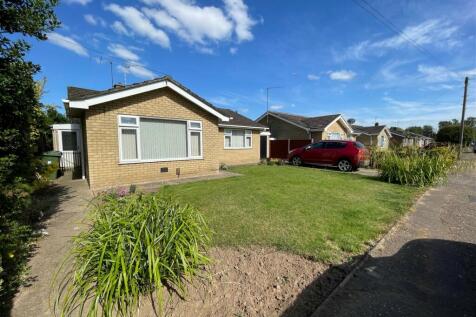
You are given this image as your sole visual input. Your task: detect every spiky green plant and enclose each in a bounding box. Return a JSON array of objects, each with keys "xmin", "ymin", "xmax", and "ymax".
[
  {"xmin": 377, "ymin": 146, "xmax": 457, "ymax": 186},
  {"xmin": 54, "ymin": 193, "xmax": 210, "ymax": 317}
]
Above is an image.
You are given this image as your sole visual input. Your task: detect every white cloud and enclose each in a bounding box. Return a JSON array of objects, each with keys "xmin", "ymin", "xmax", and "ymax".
[
  {"xmin": 223, "ymin": 0, "xmax": 255, "ymax": 42},
  {"xmin": 338, "ymin": 19, "xmax": 460, "ymax": 61},
  {"xmin": 118, "ymin": 63, "xmax": 156, "ymax": 79},
  {"xmin": 328, "ymin": 70, "xmax": 356, "ymax": 81},
  {"xmin": 140, "ymin": 0, "xmax": 255, "ymax": 50},
  {"xmin": 84, "ymin": 14, "xmax": 107, "ymax": 27},
  {"xmin": 417, "ymin": 65, "xmax": 476, "ymax": 83},
  {"xmin": 111, "ymin": 21, "xmax": 132, "ymax": 37},
  {"xmin": 142, "ymin": 0, "xmax": 233, "ymax": 45},
  {"xmin": 307, "ymin": 74, "xmax": 319, "ymax": 81},
  {"xmin": 229, "ymin": 47, "xmax": 238, "ymax": 54},
  {"xmin": 64, "ymin": 0, "xmax": 92, "ymax": 5},
  {"xmin": 108, "ymin": 44, "xmax": 140, "ymax": 61},
  {"xmin": 105, "ymin": 4, "xmax": 170, "ymax": 48},
  {"xmin": 270, "ymin": 104, "xmax": 284, "ymax": 110},
  {"xmin": 47, "ymin": 32, "xmax": 89, "ymax": 57}
]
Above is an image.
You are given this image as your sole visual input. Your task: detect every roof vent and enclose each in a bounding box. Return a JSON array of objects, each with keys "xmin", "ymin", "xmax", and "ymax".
[{"xmin": 113, "ymin": 83, "xmax": 125, "ymax": 89}]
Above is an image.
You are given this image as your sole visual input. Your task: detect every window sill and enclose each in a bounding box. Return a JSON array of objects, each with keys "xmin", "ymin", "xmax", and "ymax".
[
  {"xmin": 224, "ymin": 147, "xmax": 253, "ymax": 150},
  {"xmin": 119, "ymin": 157, "xmax": 204, "ymax": 165}
]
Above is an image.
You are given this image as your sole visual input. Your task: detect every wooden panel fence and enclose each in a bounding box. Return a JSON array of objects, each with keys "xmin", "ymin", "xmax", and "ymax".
[{"xmin": 269, "ymin": 139, "xmax": 312, "ymax": 159}]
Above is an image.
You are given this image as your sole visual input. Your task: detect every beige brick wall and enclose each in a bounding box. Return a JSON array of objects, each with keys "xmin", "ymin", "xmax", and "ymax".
[
  {"xmin": 84, "ymin": 88, "xmax": 222, "ymax": 190},
  {"xmin": 322, "ymin": 120, "xmax": 350, "ymax": 140},
  {"xmin": 218, "ymin": 128, "xmax": 261, "ymax": 165}
]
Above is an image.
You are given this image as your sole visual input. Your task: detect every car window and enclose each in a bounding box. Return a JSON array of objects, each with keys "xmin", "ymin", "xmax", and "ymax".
[
  {"xmin": 311, "ymin": 142, "xmax": 324, "ymax": 149},
  {"xmin": 324, "ymin": 142, "xmax": 346, "ymax": 149},
  {"xmin": 354, "ymin": 142, "xmax": 365, "ymax": 149}
]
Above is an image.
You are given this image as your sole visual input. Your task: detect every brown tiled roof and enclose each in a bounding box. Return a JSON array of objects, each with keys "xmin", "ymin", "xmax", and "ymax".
[
  {"xmin": 67, "ymin": 87, "xmax": 101, "ymax": 100},
  {"xmin": 216, "ymin": 108, "xmax": 266, "ymax": 128},
  {"xmin": 268, "ymin": 111, "xmax": 341, "ymax": 131},
  {"xmin": 352, "ymin": 125, "xmax": 387, "ymax": 135},
  {"xmin": 66, "ymin": 76, "xmax": 265, "ymax": 129}
]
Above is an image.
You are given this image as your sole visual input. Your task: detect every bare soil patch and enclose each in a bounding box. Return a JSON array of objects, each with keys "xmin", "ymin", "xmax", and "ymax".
[{"xmin": 140, "ymin": 247, "xmax": 355, "ymax": 317}]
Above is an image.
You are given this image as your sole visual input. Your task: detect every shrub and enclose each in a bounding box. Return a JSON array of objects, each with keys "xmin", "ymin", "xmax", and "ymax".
[
  {"xmin": 377, "ymin": 146, "xmax": 457, "ymax": 186},
  {"xmin": 54, "ymin": 193, "xmax": 211, "ymax": 317}
]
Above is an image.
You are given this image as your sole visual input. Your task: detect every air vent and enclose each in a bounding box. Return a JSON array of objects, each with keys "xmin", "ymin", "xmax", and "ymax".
[{"xmin": 160, "ymin": 167, "xmax": 168, "ymax": 173}]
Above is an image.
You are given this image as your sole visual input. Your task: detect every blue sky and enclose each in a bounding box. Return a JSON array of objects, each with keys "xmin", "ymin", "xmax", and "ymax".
[{"xmin": 28, "ymin": 0, "xmax": 476, "ymax": 129}]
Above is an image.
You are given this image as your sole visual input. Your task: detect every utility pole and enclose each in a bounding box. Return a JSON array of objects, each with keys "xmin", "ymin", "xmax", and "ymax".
[{"xmin": 459, "ymin": 76, "xmax": 469, "ymax": 158}]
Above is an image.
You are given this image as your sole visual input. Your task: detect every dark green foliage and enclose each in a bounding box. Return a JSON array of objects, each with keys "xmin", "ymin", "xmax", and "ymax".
[
  {"xmin": 377, "ymin": 147, "xmax": 457, "ymax": 186},
  {"xmin": 0, "ymin": 0, "xmax": 59, "ymax": 311},
  {"xmin": 436, "ymin": 125, "xmax": 474, "ymax": 145},
  {"xmin": 55, "ymin": 194, "xmax": 210, "ymax": 317}
]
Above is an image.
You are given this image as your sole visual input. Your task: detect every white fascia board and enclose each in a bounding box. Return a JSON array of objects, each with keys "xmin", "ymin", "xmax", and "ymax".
[
  {"xmin": 218, "ymin": 124, "xmax": 267, "ymax": 130},
  {"xmin": 324, "ymin": 115, "xmax": 354, "ymax": 133},
  {"xmin": 67, "ymin": 81, "xmax": 229, "ymax": 121},
  {"xmin": 51, "ymin": 123, "xmax": 81, "ymax": 130}
]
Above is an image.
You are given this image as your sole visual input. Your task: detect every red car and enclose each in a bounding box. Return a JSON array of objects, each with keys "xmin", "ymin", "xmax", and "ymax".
[{"xmin": 288, "ymin": 140, "xmax": 368, "ymax": 171}]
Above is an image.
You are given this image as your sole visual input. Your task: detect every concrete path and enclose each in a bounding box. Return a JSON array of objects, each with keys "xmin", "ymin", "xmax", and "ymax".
[
  {"xmin": 314, "ymin": 155, "xmax": 476, "ymax": 317},
  {"xmin": 11, "ymin": 176, "xmax": 91, "ymax": 317}
]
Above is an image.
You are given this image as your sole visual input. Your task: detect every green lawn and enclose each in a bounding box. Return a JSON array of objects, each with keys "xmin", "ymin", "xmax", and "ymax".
[{"xmin": 161, "ymin": 165, "xmax": 419, "ymax": 263}]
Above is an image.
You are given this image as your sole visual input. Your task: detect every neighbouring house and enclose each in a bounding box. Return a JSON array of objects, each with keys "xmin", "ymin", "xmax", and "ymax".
[
  {"xmin": 390, "ymin": 130, "xmax": 433, "ymax": 147},
  {"xmin": 256, "ymin": 111, "xmax": 354, "ymax": 141},
  {"xmin": 352, "ymin": 123, "xmax": 392, "ymax": 149},
  {"xmin": 55, "ymin": 76, "xmax": 268, "ymax": 191}
]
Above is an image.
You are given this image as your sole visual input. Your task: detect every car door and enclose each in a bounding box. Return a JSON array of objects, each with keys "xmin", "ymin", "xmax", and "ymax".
[
  {"xmin": 301, "ymin": 142, "xmax": 325, "ymax": 164},
  {"xmin": 320, "ymin": 142, "xmax": 345, "ymax": 165}
]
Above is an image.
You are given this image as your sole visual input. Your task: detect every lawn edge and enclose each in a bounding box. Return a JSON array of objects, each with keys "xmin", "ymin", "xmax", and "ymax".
[{"xmin": 310, "ymin": 185, "xmax": 429, "ymax": 317}]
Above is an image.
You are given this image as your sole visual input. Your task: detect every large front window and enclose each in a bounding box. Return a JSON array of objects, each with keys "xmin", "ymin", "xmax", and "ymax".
[
  {"xmin": 118, "ymin": 115, "xmax": 202, "ymax": 163},
  {"xmin": 224, "ymin": 129, "xmax": 252, "ymax": 149}
]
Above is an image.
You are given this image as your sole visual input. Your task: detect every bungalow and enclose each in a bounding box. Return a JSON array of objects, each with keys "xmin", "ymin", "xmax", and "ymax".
[
  {"xmin": 255, "ymin": 111, "xmax": 354, "ymax": 141},
  {"xmin": 390, "ymin": 131, "xmax": 433, "ymax": 147},
  {"xmin": 55, "ymin": 76, "xmax": 267, "ymax": 191},
  {"xmin": 352, "ymin": 124, "xmax": 392, "ymax": 149}
]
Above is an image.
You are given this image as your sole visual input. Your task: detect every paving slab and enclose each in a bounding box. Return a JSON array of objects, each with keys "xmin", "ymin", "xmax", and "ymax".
[{"xmin": 313, "ymin": 155, "xmax": 476, "ymax": 317}]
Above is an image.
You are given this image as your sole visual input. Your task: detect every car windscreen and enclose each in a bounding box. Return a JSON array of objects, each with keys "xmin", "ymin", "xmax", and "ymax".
[{"xmin": 354, "ymin": 142, "xmax": 365, "ymax": 149}]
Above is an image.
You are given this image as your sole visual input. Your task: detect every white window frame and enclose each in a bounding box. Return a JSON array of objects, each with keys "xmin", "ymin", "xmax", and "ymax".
[
  {"xmin": 118, "ymin": 115, "xmax": 140, "ymax": 163},
  {"xmin": 117, "ymin": 115, "xmax": 203, "ymax": 164},
  {"xmin": 224, "ymin": 129, "xmax": 253, "ymax": 149},
  {"xmin": 188, "ymin": 120, "xmax": 203, "ymax": 158}
]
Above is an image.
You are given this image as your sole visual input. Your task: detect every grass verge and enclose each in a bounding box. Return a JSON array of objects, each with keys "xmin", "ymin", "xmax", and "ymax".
[{"xmin": 161, "ymin": 165, "xmax": 419, "ymax": 263}]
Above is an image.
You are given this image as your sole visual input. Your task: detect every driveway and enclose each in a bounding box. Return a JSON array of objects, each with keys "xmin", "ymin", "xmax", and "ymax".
[
  {"xmin": 314, "ymin": 154, "xmax": 476, "ymax": 317},
  {"xmin": 11, "ymin": 176, "xmax": 91, "ymax": 317}
]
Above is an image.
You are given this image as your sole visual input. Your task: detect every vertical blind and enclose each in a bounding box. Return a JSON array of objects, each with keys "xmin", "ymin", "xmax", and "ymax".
[
  {"xmin": 190, "ymin": 131, "xmax": 201, "ymax": 157},
  {"xmin": 140, "ymin": 118, "xmax": 187, "ymax": 160},
  {"xmin": 121, "ymin": 129, "xmax": 138, "ymax": 160}
]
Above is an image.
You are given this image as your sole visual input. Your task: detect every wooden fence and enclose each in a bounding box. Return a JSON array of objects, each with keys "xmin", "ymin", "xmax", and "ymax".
[{"xmin": 269, "ymin": 139, "xmax": 312, "ymax": 159}]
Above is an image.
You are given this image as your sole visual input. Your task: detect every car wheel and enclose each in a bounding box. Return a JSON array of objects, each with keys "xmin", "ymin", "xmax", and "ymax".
[
  {"xmin": 337, "ymin": 159, "xmax": 352, "ymax": 172},
  {"xmin": 291, "ymin": 156, "xmax": 302, "ymax": 166}
]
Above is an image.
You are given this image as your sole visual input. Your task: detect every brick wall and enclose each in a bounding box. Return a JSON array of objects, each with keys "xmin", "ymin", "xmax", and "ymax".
[
  {"xmin": 84, "ymin": 88, "xmax": 261, "ymax": 190},
  {"xmin": 85, "ymin": 88, "xmax": 222, "ymax": 190},
  {"xmin": 218, "ymin": 129, "xmax": 261, "ymax": 165},
  {"xmin": 322, "ymin": 120, "xmax": 350, "ymax": 140}
]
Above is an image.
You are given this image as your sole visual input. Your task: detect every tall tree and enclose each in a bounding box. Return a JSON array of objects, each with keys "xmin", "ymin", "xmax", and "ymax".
[
  {"xmin": 0, "ymin": 0, "xmax": 59, "ymax": 310},
  {"xmin": 422, "ymin": 125, "xmax": 435, "ymax": 137},
  {"xmin": 1, "ymin": 0, "xmax": 59, "ymax": 183},
  {"xmin": 405, "ymin": 126, "xmax": 423, "ymax": 135}
]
